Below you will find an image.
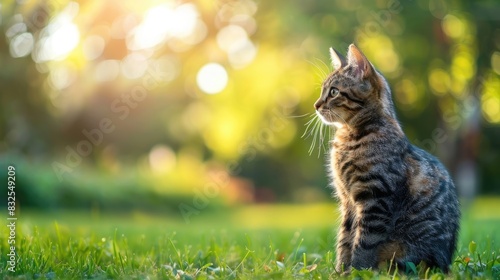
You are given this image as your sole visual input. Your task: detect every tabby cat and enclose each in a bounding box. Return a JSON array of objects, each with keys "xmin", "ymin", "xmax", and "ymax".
[{"xmin": 313, "ymin": 44, "xmax": 460, "ymax": 273}]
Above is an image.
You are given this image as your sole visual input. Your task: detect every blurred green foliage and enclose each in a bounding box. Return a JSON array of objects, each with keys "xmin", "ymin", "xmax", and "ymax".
[{"xmin": 0, "ymin": 0, "xmax": 499, "ymax": 210}]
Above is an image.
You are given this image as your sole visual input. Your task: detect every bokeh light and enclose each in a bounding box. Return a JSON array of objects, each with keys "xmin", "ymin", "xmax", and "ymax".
[
  {"xmin": 9, "ymin": 32, "xmax": 33, "ymax": 58},
  {"xmin": 217, "ymin": 25, "xmax": 248, "ymax": 52},
  {"xmin": 442, "ymin": 14, "xmax": 465, "ymax": 39},
  {"xmin": 126, "ymin": 3, "xmax": 201, "ymax": 51},
  {"xmin": 216, "ymin": 24, "xmax": 257, "ymax": 68},
  {"xmin": 82, "ymin": 35, "xmax": 105, "ymax": 61},
  {"xmin": 196, "ymin": 63, "xmax": 229, "ymax": 94},
  {"xmin": 34, "ymin": 2, "xmax": 80, "ymax": 62},
  {"xmin": 492, "ymin": 52, "xmax": 500, "ymax": 75},
  {"xmin": 49, "ymin": 64, "xmax": 76, "ymax": 90},
  {"xmin": 395, "ymin": 79, "xmax": 419, "ymax": 106},
  {"xmin": 228, "ymin": 39, "xmax": 257, "ymax": 69},
  {"xmin": 94, "ymin": 60, "xmax": 121, "ymax": 82},
  {"xmin": 2, "ymin": 0, "xmax": 500, "ymax": 213},
  {"xmin": 121, "ymin": 53, "xmax": 149, "ymax": 79},
  {"xmin": 429, "ymin": 68, "xmax": 451, "ymax": 96},
  {"xmin": 481, "ymin": 73, "xmax": 500, "ymax": 124},
  {"xmin": 149, "ymin": 145, "xmax": 176, "ymax": 174}
]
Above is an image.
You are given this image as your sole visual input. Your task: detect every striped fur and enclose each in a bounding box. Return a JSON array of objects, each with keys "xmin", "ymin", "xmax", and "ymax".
[{"xmin": 315, "ymin": 44, "xmax": 460, "ymax": 273}]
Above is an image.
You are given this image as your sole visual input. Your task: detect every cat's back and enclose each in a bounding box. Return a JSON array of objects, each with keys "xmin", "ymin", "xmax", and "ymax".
[
  {"xmin": 404, "ymin": 144, "xmax": 458, "ymax": 200},
  {"xmin": 397, "ymin": 144, "xmax": 460, "ymax": 268},
  {"xmin": 402, "ymin": 144, "xmax": 460, "ymax": 232}
]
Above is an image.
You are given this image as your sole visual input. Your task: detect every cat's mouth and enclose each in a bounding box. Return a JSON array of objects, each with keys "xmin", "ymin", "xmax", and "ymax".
[
  {"xmin": 316, "ymin": 108, "xmax": 344, "ymax": 128},
  {"xmin": 316, "ymin": 109, "xmax": 334, "ymax": 124}
]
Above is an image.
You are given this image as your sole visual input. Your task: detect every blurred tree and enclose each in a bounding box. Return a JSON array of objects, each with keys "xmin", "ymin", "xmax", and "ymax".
[{"xmin": 0, "ymin": 0, "xmax": 499, "ymax": 211}]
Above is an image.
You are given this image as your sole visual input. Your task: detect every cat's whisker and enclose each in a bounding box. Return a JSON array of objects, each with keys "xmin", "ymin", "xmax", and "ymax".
[
  {"xmin": 287, "ymin": 113, "xmax": 313, "ymax": 119},
  {"xmin": 328, "ymin": 125, "xmax": 333, "ymax": 143},
  {"xmin": 304, "ymin": 119, "xmax": 315, "ymax": 127},
  {"xmin": 308, "ymin": 131, "xmax": 316, "ymax": 155},
  {"xmin": 314, "ymin": 118, "xmax": 323, "ymax": 157},
  {"xmin": 311, "ymin": 116, "xmax": 329, "ymax": 158},
  {"xmin": 308, "ymin": 66, "xmax": 325, "ymax": 83},
  {"xmin": 301, "ymin": 113, "xmax": 319, "ymax": 138},
  {"xmin": 319, "ymin": 121, "xmax": 329, "ymax": 154},
  {"xmin": 304, "ymin": 118, "xmax": 316, "ymax": 128},
  {"xmin": 301, "ymin": 120, "xmax": 315, "ymax": 138},
  {"xmin": 314, "ymin": 57, "xmax": 332, "ymax": 74},
  {"xmin": 301, "ymin": 112, "xmax": 332, "ymax": 157},
  {"xmin": 301, "ymin": 127, "xmax": 313, "ymax": 139},
  {"xmin": 317, "ymin": 120, "xmax": 326, "ymax": 158},
  {"xmin": 308, "ymin": 117, "xmax": 322, "ymax": 155},
  {"xmin": 308, "ymin": 60, "xmax": 327, "ymax": 78},
  {"xmin": 306, "ymin": 59, "xmax": 329, "ymax": 82},
  {"xmin": 308, "ymin": 112, "xmax": 318, "ymax": 119},
  {"xmin": 329, "ymin": 110, "xmax": 348, "ymax": 125},
  {"xmin": 313, "ymin": 57, "xmax": 331, "ymax": 79}
]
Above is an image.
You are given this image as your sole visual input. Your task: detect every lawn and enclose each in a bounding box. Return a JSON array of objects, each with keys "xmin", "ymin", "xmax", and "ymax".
[{"xmin": 1, "ymin": 200, "xmax": 500, "ymax": 279}]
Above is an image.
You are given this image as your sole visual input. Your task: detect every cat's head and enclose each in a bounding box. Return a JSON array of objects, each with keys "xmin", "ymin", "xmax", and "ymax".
[{"xmin": 314, "ymin": 44, "xmax": 395, "ymax": 128}]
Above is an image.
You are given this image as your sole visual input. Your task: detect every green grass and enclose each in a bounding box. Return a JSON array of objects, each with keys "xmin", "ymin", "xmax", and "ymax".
[{"xmin": 1, "ymin": 200, "xmax": 500, "ymax": 279}]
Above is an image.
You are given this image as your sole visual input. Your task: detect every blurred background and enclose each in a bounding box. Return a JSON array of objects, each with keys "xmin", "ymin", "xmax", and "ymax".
[{"xmin": 0, "ymin": 0, "xmax": 499, "ymax": 216}]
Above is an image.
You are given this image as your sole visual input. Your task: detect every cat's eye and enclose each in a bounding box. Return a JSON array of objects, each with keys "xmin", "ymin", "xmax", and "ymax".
[{"xmin": 329, "ymin": 87, "xmax": 339, "ymax": 97}]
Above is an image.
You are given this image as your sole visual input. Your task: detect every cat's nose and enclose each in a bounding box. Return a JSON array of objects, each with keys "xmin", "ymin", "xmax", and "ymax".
[{"xmin": 314, "ymin": 100, "xmax": 322, "ymax": 110}]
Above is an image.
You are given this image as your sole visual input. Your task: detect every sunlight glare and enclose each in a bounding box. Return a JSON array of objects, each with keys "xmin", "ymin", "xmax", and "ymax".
[
  {"xmin": 38, "ymin": 24, "xmax": 79, "ymax": 62},
  {"xmin": 127, "ymin": 3, "xmax": 200, "ymax": 51},
  {"xmin": 169, "ymin": 4, "xmax": 198, "ymax": 39},
  {"xmin": 34, "ymin": 2, "xmax": 80, "ymax": 62},
  {"xmin": 127, "ymin": 4, "xmax": 173, "ymax": 50},
  {"xmin": 179, "ymin": 19, "xmax": 207, "ymax": 46}
]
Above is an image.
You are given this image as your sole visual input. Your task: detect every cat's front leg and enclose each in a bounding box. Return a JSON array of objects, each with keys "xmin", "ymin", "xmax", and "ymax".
[
  {"xmin": 350, "ymin": 197, "xmax": 391, "ymax": 270},
  {"xmin": 335, "ymin": 206, "xmax": 355, "ymax": 272}
]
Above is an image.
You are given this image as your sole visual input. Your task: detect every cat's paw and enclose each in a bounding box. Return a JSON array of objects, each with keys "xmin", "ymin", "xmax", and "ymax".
[
  {"xmin": 335, "ymin": 264, "xmax": 351, "ymax": 276},
  {"xmin": 341, "ymin": 267, "xmax": 352, "ymax": 276}
]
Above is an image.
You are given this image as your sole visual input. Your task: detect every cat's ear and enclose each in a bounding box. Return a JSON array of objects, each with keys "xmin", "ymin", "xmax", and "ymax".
[
  {"xmin": 347, "ymin": 44, "xmax": 374, "ymax": 79},
  {"xmin": 329, "ymin": 47, "xmax": 346, "ymax": 70}
]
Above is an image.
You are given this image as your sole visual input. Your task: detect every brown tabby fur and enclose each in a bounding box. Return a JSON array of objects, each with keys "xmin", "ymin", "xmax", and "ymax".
[{"xmin": 314, "ymin": 44, "xmax": 460, "ymax": 273}]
